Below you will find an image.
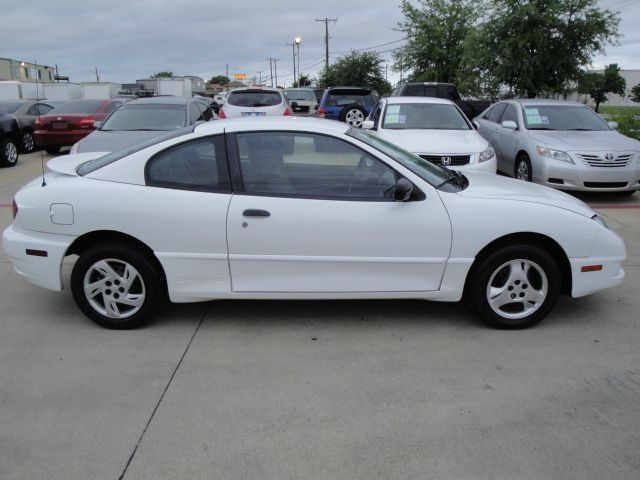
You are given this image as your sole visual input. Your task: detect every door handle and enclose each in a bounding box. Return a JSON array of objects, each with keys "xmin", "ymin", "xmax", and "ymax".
[{"xmin": 243, "ymin": 209, "xmax": 270, "ymax": 217}]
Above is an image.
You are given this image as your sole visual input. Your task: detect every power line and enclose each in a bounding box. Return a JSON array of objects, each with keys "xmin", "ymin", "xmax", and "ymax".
[{"xmin": 331, "ymin": 37, "xmax": 407, "ymax": 55}]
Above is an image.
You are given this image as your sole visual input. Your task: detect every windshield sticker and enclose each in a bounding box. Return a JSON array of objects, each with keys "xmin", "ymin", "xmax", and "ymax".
[
  {"xmin": 398, "ymin": 114, "xmax": 407, "ymax": 124},
  {"xmin": 386, "ymin": 105, "xmax": 400, "ymax": 114},
  {"xmin": 540, "ymin": 115, "xmax": 550, "ymax": 125},
  {"xmin": 525, "ymin": 107, "xmax": 542, "ymax": 125}
]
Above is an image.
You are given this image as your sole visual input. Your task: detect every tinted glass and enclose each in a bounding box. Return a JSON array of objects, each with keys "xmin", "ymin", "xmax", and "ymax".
[
  {"xmin": 227, "ymin": 90, "xmax": 282, "ymax": 107},
  {"xmin": 146, "ymin": 136, "xmax": 230, "ymax": 192},
  {"xmin": 382, "ymin": 103, "xmax": 470, "ymax": 130},
  {"xmin": 27, "ymin": 104, "xmax": 40, "ymax": 116},
  {"xmin": 487, "ymin": 103, "xmax": 507, "ymax": 123},
  {"xmin": 522, "ymin": 105, "xmax": 611, "ymax": 131},
  {"xmin": 0, "ymin": 101, "xmax": 22, "ymax": 114},
  {"xmin": 404, "ymin": 85, "xmax": 424, "ymax": 96},
  {"xmin": 237, "ymin": 132, "xmax": 397, "ymax": 199},
  {"xmin": 284, "ymin": 89, "xmax": 317, "ymax": 101},
  {"xmin": 101, "ymin": 104, "xmax": 186, "ymax": 131},
  {"xmin": 49, "ymin": 100, "xmax": 104, "ymax": 114},
  {"xmin": 325, "ymin": 90, "xmax": 377, "ymax": 108},
  {"xmin": 501, "ymin": 104, "xmax": 518, "ymax": 124},
  {"xmin": 39, "ymin": 104, "xmax": 54, "ymax": 115},
  {"xmin": 106, "ymin": 102, "xmax": 121, "ymax": 113},
  {"xmin": 190, "ymin": 104, "xmax": 202, "ymax": 123},
  {"xmin": 197, "ymin": 102, "xmax": 214, "ymax": 121}
]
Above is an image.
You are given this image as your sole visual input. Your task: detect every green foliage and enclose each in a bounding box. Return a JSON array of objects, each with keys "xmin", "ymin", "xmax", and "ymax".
[
  {"xmin": 293, "ymin": 74, "xmax": 314, "ymax": 88},
  {"xmin": 630, "ymin": 84, "xmax": 640, "ymax": 104},
  {"xmin": 608, "ymin": 109, "xmax": 640, "ymax": 140},
  {"xmin": 209, "ymin": 75, "xmax": 229, "ymax": 85},
  {"xmin": 150, "ymin": 71, "xmax": 175, "ymax": 78},
  {"xmin": 578, "ymin": 64, "xmax": 626, "ymax": 112},
  {"xmin": 474, "ymin": 0, "xmax": 620, "ymax": 98},
  {"xmin": 394, "ymin": 0, "xmax": 481, "ymax": 85},
  {"xmin": 319, "ymin": 51, "xmax": 391, "ymax": 95}
]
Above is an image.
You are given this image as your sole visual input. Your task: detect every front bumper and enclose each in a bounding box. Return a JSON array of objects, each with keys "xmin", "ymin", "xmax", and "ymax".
[{"xmin": 2, "ymin": 224, "xmax": 75, "ymax": 291}]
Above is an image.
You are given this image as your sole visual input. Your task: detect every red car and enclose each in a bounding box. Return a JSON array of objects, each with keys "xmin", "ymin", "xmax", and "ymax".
[{"xmin": 34, "ymin": 99, "xmax": 124, "ymax": 154}]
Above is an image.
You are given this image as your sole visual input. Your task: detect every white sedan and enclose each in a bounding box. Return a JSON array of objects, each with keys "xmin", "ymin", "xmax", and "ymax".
[
  {"xmin": 2, "ymin": 118, "xmax": 625, "ymax": 330},
  {"xmin": 363, "ymin": 97, "xmax": 497, "ymax": 173}
]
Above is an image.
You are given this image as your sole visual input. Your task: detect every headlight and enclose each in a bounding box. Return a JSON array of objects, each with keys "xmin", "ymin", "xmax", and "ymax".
[
  {"xmin": 479, "ymin": 146, "xmax": 495, "ymax": 162},
  {"xmin": 536, "ymin": 146, "xmax": 573, "ymax": 164},
  {"xmin": 592, "ymin": 214, "xmax": 609, "ymax": 229},
  {"xmin": 70, "ymin": 143, "xmax": 79, "ymax": 154}
]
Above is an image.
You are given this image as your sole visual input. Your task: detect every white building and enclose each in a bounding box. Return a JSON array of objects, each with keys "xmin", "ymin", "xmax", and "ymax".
[{"xmin": 571, "ymin": 69, "xmax": 640, "ymax": 107}]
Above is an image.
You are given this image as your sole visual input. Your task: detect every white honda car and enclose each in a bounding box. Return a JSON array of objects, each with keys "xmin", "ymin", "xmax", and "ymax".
[
  {"xmin": 363, "ymin": 97, "xmax": 496, "ymax": 172},
  {"xmin": 3, "ymin": 118, "xmax": 625, "ymax": 330},
  {"xmin": 218, "ymin": 87, "xmax": 291, "ymax": 119}
]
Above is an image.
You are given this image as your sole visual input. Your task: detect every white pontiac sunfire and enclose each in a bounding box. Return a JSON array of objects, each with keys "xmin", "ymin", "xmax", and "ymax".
[{"xmin": 2, "ymin": 117, "xmax": 626, "ymax": 330}]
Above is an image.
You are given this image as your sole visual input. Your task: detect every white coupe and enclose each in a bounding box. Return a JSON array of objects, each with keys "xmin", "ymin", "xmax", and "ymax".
[{"xmin": 2, "ymin": 118, "xmax": 626, "ymax": 330}]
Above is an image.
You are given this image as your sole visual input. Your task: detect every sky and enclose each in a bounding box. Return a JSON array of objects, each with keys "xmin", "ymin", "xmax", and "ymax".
[{"xmin": 0, "ymin": 0, "xmax": 638, "ymax": 88}]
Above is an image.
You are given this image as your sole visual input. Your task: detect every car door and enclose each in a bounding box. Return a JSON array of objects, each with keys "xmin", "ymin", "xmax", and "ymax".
[
  {"xmin": 226, "ymin": 130, "xmax": 452, "ymax": 293},
  {"xmin": 491, "ymin": 103, "xmax": 521, "ymax": 172}
]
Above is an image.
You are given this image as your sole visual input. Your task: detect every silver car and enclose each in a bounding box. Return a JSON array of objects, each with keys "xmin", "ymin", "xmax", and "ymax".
[
  {"xmin": 474, "ymin": 99, "xmax": 640, "ymax": 194},
  {"xmin": 283, "ymin": 88, "xmax": 319, "ymax": 116},
  {"xmin": 219, "ymin": 88, "xmax": 291, "ymax": 118}
]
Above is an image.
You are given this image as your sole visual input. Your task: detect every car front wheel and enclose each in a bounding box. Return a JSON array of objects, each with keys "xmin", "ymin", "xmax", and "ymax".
[
  {"xmin": 515, "ymin": 153, "xmax": 532, "ymax": 181},
  {"xmin": 469, "ymin": 245, "xmax": 561, "ymax": 329},
  {"xmin": 71, "ymin": 244, "xmax": 162, "ymax": 329},
  {"xmin": 21, "ymin": 131, "xmax": 35, "ymax": 153},
  {"xmin": 0, "ymin": 138, "xmax": 19, "ymax": 167}
]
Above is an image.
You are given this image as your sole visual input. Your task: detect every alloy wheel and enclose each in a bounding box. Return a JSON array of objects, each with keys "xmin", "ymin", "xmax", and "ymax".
[
  {"xmin": 5, "ymin": 141, "xmax": 18, "ymax": 164},
  {"xmin": 516, "ymin": 160, "xmax": 529, "ymax": 181},
  {"xmin": 22, "ymin": 132, "xmax": 34, "ymax": 152},
  {"xmin": 345, "ymin": 109, "xmax": 364, "ymax": 127}
]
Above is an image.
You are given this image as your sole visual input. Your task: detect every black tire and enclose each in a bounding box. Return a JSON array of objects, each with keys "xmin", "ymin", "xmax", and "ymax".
[
  {"xmin": 20, "ymin": 130, "xmax": 35, "ymax": 153},
  {"xmin": 514, "ymin": 153, "xmax": 532, "ymax": 181},
  {"xmin": 468, "ymin": 245, "xmax": 561, "ymax": 329},
  {"xmin": 45, "ymin": 145, "xmax": 61, "ymax": 155},
  {"xmin": 71, "ymin": 244, "xmax": 163, "ymax": 329},
  {"xmin": 0, "ymin": 137, "xmax": 19, "ymax": 167},
  {"xmin": 338, "ymin": 104, "xmax": 367, "ymax": 127}
]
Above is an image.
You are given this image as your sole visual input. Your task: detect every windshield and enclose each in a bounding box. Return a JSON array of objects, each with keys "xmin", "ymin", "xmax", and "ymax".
[
  {"xmin": 77, "ymin": 126, "xmax": 194, "ymax": 176},
  {"xmin": 100, "ymin": 104, "xmax": 186, "ymax": 131},
  {"xmin": 347, "ymin": 127, "xmax": 449, "ymax": 186},
  {"xmin": 49, "ymin": 100, "xmax": 103, "ymax": 114},
  {"xmin": 523, "ymin": 105, "xmax": 611, "ymax": 131},
  {"xmin": 227, "ymin": 90, "xmax": 282, "ymax": 107},
  {"xmin": 383, "ymin": 103, "xmax": 470, "ymax": 130},
  {"xmin": 0, "ymin": 101, "xmax": 22, "ymax": 114},
  {"xmin": 326, "ymin": 90, "xmax": 377, "ymax": 108},
  {"xmin": 284, "ymin": 90, "xmax": 316, "ymax": 102}
]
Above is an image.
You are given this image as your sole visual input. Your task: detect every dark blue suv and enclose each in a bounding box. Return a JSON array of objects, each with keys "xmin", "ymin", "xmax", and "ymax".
[{"xmin": 316, "ymin": 87, "xmax": 378, "ymax": 127}]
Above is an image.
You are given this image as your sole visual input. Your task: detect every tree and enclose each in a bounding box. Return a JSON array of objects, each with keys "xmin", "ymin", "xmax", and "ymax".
[
  {"xmin": 393, "ymin": 0, "xmax": 481, "ymax": 85},
  {"xmin": 578, "ymin": 64, "xmax": 626, "ymax": 112},
  {"xmin": 150, "ymin": 71, "xmax": 175, "ymax": 78},
  {"xmin": 319, "ymin": 51, "xmax": 391, "ymax": 95},
  {"xmin": 209, "ymin": 75, "xmax": 229, "ymax": 85},
  {"xmin": 630, "ymin": 84, "xmax": 640, "ymax": 103},
  {"xmin": 474, "ymin": 0, "xmax": 620, "ymax": 98},
  {"xmin": 293, "ymin": 74, "xmax": 313, "ymax": 88}
]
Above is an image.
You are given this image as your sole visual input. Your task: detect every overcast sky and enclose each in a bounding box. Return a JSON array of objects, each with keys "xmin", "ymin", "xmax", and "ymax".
[{"xmin": 0, "ymin": 0, "xmax": 638, "ymax": 87}]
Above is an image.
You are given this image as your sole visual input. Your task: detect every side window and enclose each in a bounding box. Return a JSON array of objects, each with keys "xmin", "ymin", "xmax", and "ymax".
[
  {"xmin": 487, "ymin": 103, "xmax": 507, "ymax": 123},
  {"xmin": 38, "ymin": 104, "xmax": 54, "ymax": 115},
  {"xmin": 237, "ymin": 132, "xmax": 398, "ymax": 200},
  {"xmin": 501, "ymin": 104, "xmax": 518, "ymax": 125},
  {"xmin": 27, "ymin": 104, "xmax": 40, "ymax": 116},
  {"xmin": 405, "ymin": 84, "xmax": 425, "ymax": 96},
  {"xmin": 106, "ymin": 102, "xmax": 121, "ymax": 113},
  {"xmin": 371, "ymin": 102, "xmax": 382, "ymax": 125},
  {"xmin": 197, "ymin": 102, "xmax": 213, "ymax": 121},
  {"xmin": 190, "ymin": 104, "xmax": 202, "ymax": 123},
  {"xmin": 146, "ymin": 136, "xmax": 230, "ymax": 192}
]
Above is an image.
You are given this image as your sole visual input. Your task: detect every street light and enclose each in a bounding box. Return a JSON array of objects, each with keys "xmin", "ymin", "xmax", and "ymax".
[{"xmin": 295, "ymin": 37, "xmax": 302, "ymax": 86}]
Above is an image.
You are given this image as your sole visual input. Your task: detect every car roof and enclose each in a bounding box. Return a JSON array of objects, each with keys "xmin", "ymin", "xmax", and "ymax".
[
  {"xmin": 194, "ymin": 116, "xmax": 348, "ymax": 135},
  {"xmin": 508, "ymin": 99, "xmax": 586, "ymax": 107},
  {"xmin": 124, "ymin": 96, "xmax": 195, "ymax": 105},
  {"xmin": 327, "ymin": 86, "xmax": 372, "ymax": 93},
  {"xmin": 229, "ymin": 87, "xmax": 282, "ymax": 93},
  {"xmin": 385, "ymin": 96, "xmax": 454, "ymax": 105}
]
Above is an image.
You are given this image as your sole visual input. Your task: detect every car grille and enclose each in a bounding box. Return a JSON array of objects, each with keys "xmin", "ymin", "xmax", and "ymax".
[
  {"xmin": 419, "ymin": 155, "xmax": 470, "ymax": 166},
  {"xmin": 577, "ymin": 153, "xmax": 633, "ymax": 167},
  {"xmin": 584, "ymin": 182, "xmax": 629, "ymax": 189}
]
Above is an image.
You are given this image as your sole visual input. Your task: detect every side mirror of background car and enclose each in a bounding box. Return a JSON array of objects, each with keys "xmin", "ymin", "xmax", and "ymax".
[
  {"xmin": 472, "ymin": 120, "xmax": 479, "ymax": 130},
  {"xmin": 362, "ymin": 120, "xmax": 375, "ymax": 130},
  {"xmin": 93, "ymin": 121, "xmax": 103, "ymax": 129},
  {"xmin": 502, "ymin": 120, "xmax": 518, "ymax": 130},
  {"xmin": 608, "ymin": 121, "xmax": 618, "ymax": 130},
  {"xmin": 394, "ymin": 178, "xmax": 414, "ymax": 202}
]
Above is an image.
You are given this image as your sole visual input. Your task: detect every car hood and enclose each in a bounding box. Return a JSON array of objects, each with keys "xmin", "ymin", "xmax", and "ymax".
[
  {"xmin": 527, "ymin": 130, "xmax": 640, "ymax": 151},
  {"xmin": 457, "ymin": 171, "xmax": 595, "ymax": 217},
  {"xmin": 48, "ymin": 151, "xmax": 109, "ymax": 176},
  {"xmin": 76, "ymin": 129, "xmax": 168, "ymax": 153},
  {"xmin": 378, "ymin": 129, "xmax": 487, "ymax": 154}
]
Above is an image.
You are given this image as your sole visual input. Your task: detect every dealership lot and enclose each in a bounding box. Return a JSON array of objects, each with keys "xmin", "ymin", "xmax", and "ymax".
[{"xmin": 1, "ymin": 152, "xmax": 639, "ymax": 479}]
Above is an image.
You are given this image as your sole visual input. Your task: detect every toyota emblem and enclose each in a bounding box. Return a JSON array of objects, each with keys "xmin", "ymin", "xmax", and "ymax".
[
  {"xmin": 441, "ymin": 156, "xmax": 452, "ymax": 165},
  {"xmin": 604, "ymin": 153, "xmax": 614, "ymax": 161}
]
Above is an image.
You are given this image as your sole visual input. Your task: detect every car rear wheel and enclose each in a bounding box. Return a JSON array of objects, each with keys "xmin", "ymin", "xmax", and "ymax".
[
  {"xmin": 21, "ymin": 131, "xmax": 35, "ymax": 153},
  {"xmin": 71, "ymin": 244, "xmax": 162, "ymax": 329},
  {"xmin": 0, "ymin": 138, "xmax": 19, "ymax": 167},
  {"xmin": 515, "ymin": 153, "xmax": 532, "ymax": 181},
  {"xmin": 469, "ymin": 245, "xmax": 561, "ymax": 329},
  {"xmin": 339, "ymin": 104, "xmax": 367, "ymax": 127},
  {"xmin": 45, "ymin": 145, "xmax": 61, "ymax": 155}
]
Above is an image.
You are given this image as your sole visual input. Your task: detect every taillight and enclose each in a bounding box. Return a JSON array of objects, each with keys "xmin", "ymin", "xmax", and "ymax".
[
  {"xmin": 79, "ymin": 116, "xmax": 95, "ymax": 128},
  {"xmin": 283, "ymin": 107, "xmax": 292, "ymax": 116},
  {"xmin": 12, "ymin": 199, "xmax": 18, "ymax": 220},
  {"xmin": 218, "ymin": 108, "xmax": 226, "ymax": 119},
  {"xmin": 317, "ymin": 107, "xmax": 326, "ymax": 118}
]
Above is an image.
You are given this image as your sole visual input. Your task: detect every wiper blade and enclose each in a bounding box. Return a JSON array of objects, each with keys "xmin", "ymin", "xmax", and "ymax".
[{"xmin": 528, "ymin": 127, "xmax": 555, "ymax": 130}]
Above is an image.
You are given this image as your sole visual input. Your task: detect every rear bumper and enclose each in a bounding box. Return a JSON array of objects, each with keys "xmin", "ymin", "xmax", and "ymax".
[
  {"xmin": 34, "ymin": 129, "xmax": 92, "ymax": 147},
  {"xmin": 2, "ymin": 224, "xmax": 75, "ymax": 291}
]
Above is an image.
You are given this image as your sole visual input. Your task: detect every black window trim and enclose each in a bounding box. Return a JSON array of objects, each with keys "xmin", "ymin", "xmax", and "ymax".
[{"xmin": 226, "ymin": 130, "xmax": 424, "ymax": 202}]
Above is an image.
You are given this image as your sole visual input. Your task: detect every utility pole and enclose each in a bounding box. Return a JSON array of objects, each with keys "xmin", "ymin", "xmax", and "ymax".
[
  {"xmin": 257, "ymin": 71, "xmax": 263, "ymax": 85},
  {"xmin": 273, "ymin": 58, "xmax": 279, "ymax": 87},
  {"xmin": 225, "ymin": 63, "xmax": 229, "ymax": 91},
  {"xmin": 286, "ymin": 42, "xmax": 296, "ymax": 86},
  {"xmin": 95, "ymin": 66, "xmax": 99, "ymax": 82},
  {"xmin": 267, "ymin": 58, "xmax": 274, "ymax": 87},
  {"xmin": 316, "ymin": 17, "xmax": 338, "ymax": 72}
]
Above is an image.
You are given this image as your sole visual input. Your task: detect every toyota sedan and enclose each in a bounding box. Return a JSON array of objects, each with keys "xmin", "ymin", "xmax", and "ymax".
[{"xmin": 3, "ymin": 118, "xmax": 626, "ymax": 330}]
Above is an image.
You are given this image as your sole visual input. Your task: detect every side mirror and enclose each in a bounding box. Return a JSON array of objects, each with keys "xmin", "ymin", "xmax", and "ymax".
[
  {"xmin": 472, "ymin": 120, "xmax": 479, "ymax": 130},
  {"xmin": 502, "ymin": 120, "xmax": 518, "ymax": 130},
  {"xmin": 93, "ymin": 121, "xmax": 103, "ymax": 129},
  {"xmin": 608, "ymin": 121, "xmax": 618, "ymax": 130},
  {"xmin": 394, "ymin": 178, "xmax": 414, "ymax": 202},
  {"xmin": 362, "ymin": 120, "xmax": 375, "ymax": 130}
]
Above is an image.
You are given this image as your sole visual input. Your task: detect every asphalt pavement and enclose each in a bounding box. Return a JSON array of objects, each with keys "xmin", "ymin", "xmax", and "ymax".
[{"xmin": 1, "ymin": 151, "xmax": 639, "ymax": 480}]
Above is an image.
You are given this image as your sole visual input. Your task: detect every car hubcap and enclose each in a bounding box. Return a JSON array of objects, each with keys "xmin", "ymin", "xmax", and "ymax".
[
  {"xmin": 486, "ymin": 259, "xmax": 548, "ymax": 320},
  {"xmin": 345, "ymin": 109, "xmax": 364, "ymax": 127},
  {"xmin": 5, "ymin": 142, "xmax": 18, "ymax": 163},
  {"xmin": 83, "ymin": 259, "xmax": 145, "ymax": 319},
  {"xmin": 517, "ymin": 160, "xmax": 529, "ymax": 181},
  {"xmin": 22, "ymin": 133, "xmax": 34, "ymax": 151}
]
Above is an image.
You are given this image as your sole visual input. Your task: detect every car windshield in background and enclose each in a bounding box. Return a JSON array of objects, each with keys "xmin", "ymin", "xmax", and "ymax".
[
  {"xmin": 326, "ymin": 90, "xmax": 377, "ymax": 108},
  {"xmin": 523, "ymin": 105, "xmax": 611, "ymax": 131},
  {"xmin": 49, "ymin": 100, "xmax": 103, "ymax": 114},
  {"xmin": 227, "ymin": 91, "xmax": 282, "ymax": 107},
  {"xmin": 0, "ymin": 101, "xmax": 22, "ymax": 114},
  {"xmin": 284, "ymin": 90, "xmax": 317, "ymax": 102},
  {"xmin": 100, "ymin": 104, "xmax": 186, "ymax": 131},
  {"xmin": 347, "ymin": 127, "xmax": 449, "ymax": 187},
  {"xmin": 383, "ymin": 103, "xmax": 470, "ymax": 130}
]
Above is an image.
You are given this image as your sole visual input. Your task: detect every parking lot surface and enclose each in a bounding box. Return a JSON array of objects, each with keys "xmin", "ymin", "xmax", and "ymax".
[{"xmin": 1, "ymin": 152, "xmax": 639, "ymax": 480}]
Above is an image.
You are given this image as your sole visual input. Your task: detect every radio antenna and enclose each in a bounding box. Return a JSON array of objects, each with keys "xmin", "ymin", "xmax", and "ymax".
[{"xmin": 34, "ymin": 60, "xmax": 46, "ymax": 187}]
